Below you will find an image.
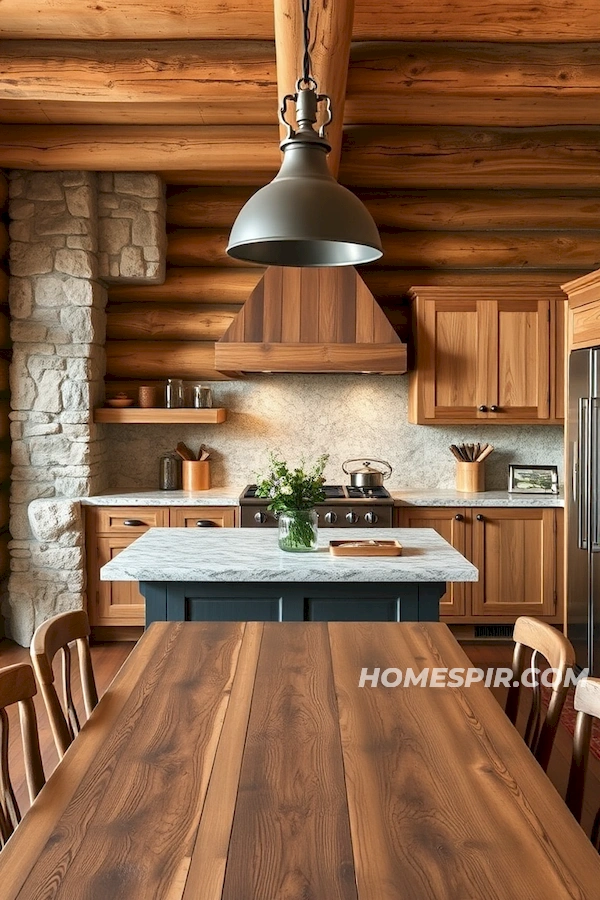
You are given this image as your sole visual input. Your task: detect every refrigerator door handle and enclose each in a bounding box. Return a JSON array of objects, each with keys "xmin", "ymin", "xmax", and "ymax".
[
  {"xmin": 579, "ymin": 397, "xmax": 590, "ymax": 550},
  {"xmin": 592, "ymin": 398, "xmax": 600, "ymax": 552}
]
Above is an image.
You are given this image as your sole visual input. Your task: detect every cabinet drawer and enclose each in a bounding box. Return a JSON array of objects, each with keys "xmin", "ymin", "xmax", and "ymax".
[
  {"xmin": 170, "ymin": 507, "xmax": 237, "ymax": 528},
  {"xmin": 94, "ymin": 506, "xmax": 169, "ymax": 534}
]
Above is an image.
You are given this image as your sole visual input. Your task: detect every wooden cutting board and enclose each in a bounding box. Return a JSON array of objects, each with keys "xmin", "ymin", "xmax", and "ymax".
[{"xmin": 329, "ymin": 540, "xmax": 403, "ymax": 557}]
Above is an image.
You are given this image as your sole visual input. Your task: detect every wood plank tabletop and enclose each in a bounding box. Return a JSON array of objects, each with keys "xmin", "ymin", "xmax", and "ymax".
[{"xmin": 1, "ymin": 621, "xmax": 599, "ymax": 899}]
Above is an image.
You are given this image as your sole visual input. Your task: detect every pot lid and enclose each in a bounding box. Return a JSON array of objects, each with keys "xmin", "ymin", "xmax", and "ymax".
[{"xmin": 343, "ymin": 459, "xmax": 388, "ymax": 475}]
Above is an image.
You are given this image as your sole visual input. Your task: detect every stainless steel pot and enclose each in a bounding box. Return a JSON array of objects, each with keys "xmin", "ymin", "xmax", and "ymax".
[{"xmin": 342, "ymin": 458, "xmax": 393, "ymax": 488}]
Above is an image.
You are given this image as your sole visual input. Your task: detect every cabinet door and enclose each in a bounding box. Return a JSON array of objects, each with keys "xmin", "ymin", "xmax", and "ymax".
[
  {"xmin": 169, "ymin": 507, "xmax": 236, "ymax": 528},
  {"xmin": 483, "ymin": 299, "xmax": 550, "ymax": 420},
  {"xmin": 417, "ymin": 298, "xmax": 486, "ymax": 422},
  {"xmin": 471, "ymin": 509, "xmax": 556, "ymax": 617},
  {"xmin": 94, "ymin": 536, "xmax": 145, "ymax": 626},
  {"xmin": 397, "ymin": 507, "xmax": 467, "ymax": 616}
]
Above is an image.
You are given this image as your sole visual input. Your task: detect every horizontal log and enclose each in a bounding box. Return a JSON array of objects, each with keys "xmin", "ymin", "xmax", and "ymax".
[
  {"xmin": 346, "ymin": 42, "xmax": 600, "ymax": 126},
  {"xmin": 166, "ymin": 186, "xmax": 600, "ymax": 231},
  {"xmin": 167, "ymin": 226, "xmax": 600, "ymax": 270},
  {"xmin": 377, "ymin": 230, "xmax": 600, "ymax": 270},
  {"xmin": 167, "ymin": 228, "xmax": 249, "ymax": 267},
  {"xmin": 339, "ymin": 126, "xmax": 600, "ymax": 188},
  {"xmin": 106, "ymin": 340, "xmax": 229, "ymax": 380},
  {"xmin": 167, "ymin": 187, "xmax": 254, "ymax": 228},
  {"xmin": 106, "ymin": 303, "xmax": 239, "ymax": 341},
  {"xmin": 2, "ymin": 0, "xmax": 600, "ymax": 41},
  {"xmin": 0, "ymin": 100, "xmax": 276, "ymax": 126},
  {"xmin": 108, "ymin": 268, "xmax": 263, "ymax": 304},
  {"xmin": 357, "ymin": 189, "xmax": 600, "ymax": 231},
  {"xmin": 0, "ymin": 41, "xmax": 278, "ymax": 125},
  {"xmin": 362, "ymin": 268, "xmax": 589, "ymax": 300},
  {"xmin": 0, "ymin": 125, "xmax": 280, "ymax": 179}
]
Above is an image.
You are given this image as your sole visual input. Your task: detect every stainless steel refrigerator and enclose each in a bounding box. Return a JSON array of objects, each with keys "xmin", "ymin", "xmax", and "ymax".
[{"xmin": 567, "ymin": 347, "xmax": 600, "ymax": 673}]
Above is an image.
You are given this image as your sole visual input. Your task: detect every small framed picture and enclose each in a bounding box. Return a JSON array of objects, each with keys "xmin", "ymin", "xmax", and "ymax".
[{"xmin": 508, "ymin": 465, "xmax": 559, "ymax": 494}]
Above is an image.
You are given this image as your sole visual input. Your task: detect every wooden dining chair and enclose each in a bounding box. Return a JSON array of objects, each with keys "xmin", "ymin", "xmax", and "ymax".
[
  {"xmin": 566, "ymin": 676, "xmax": 600, "ymax": 847},
  {"xmin": 30, "ymin": 610, "xmax": 99, "ymax": 760},
  {"xmin": 0, "ymin": 663, "xmax": 45, "ymax": 848},
  {"xmin": 505, "ymin": 616, "xmax": 576, "ymax": 772}
]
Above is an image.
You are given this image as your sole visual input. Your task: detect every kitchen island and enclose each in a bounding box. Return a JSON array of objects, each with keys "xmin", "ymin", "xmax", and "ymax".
[{"xmin": 100, "ymin": 527, "xmax": 478, "ymax": 624}]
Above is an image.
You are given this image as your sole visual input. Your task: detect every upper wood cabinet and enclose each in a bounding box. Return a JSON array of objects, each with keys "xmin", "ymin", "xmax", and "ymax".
[{"xmin": 408, "ymin": 286, "xmax": 565, "ymax": 425}]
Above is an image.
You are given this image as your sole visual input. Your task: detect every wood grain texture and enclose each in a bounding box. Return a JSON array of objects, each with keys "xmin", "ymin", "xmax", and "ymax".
[
  {"xmin": 3, "ymin": 0, "xmax": 600, "ymax": 41},
  {"xmin": 167, "ymin": 186, "xmax": 600, "ymax": 231},
  {"xmin": 4, "ymin": 622, "xmax": 246, "ymax": 900},
  {"xmin": 106, "ymin": 340, "xmax": 227, "ymax": 380},
  {"xmin": 328, "ymin": 622, "xmax": 600, "ymax": 899},
  {"xmin": 4, "ymin": 623, "xmax": 600, "ymax": 898},
  {"xmin": 106, "ymin": 303, "xmax": 238, "ymax": 342},
  {"xmin": 167, "ymin": 229, "xmax": 249, "ymax": 267},
  {"xmin": 108, "ymin": 268, "xmax": 263, "ymax": 304},
  {"xmin": 0, "ymin": 125, "xmax": 280, "ymax": 177},
  {"xmin": 94, "ymin": 408, "xmax": 227, "ymax": 424},
  {"xmin": 339, "ymin": 125, "xmax": 600, "ymax": 189},
  {"xmin": 274, "ymin": 0, "xmax": 354, "ymax": 175},
  {"xmin": 222, "ymin": 622, "xmax": 357, "ymax": 900},
  {"xmin": 346, "ymin": 42, "xmax": 600, "ymax": 125}
]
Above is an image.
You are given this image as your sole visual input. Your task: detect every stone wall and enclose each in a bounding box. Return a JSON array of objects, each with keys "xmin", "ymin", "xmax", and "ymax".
[
  {"xmin": 6, "ymin": 171, "xmax": 108, "ymax": 645},
  {"xmin": 98, "ymin": 173, "xmax": 166, "ymax": 283},
  {"xmin": 5, "ymin": 170, "xmax": 166, "ymax": 644}
]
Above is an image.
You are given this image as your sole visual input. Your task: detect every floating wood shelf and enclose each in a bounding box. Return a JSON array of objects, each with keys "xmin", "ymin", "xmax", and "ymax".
[{"xmin": 94, "ymin": 408, "xmax": 227, "ymax": 424}]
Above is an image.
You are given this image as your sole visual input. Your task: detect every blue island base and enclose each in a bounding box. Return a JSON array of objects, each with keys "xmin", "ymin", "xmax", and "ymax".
[{"xmin": 143, "ymin": 581, "xmax": 444, "ymax": 625}]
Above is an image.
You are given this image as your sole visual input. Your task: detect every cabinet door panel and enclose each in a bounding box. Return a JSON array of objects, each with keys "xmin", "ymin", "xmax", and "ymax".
[
  {"xmin": 397, "ymin": 507, "xmax": 467, "ymax": 616},
  {"xmin": 471, "ymin": 509, "xmax": 556, "ymax": 616},
  {"xmin": 486, "ymin": 300, "xmax": 550, "ymax": 419},
  {"xmin": 95, "ymin": 537, "xmax": 145, "ymax": 626},
  {"xmin": 422, "ymin": 299, "xmax": 485, "ymax": 421},
  {"xmin": 169, "ymin": 507, "xmax": 236, "ymax": 528}
]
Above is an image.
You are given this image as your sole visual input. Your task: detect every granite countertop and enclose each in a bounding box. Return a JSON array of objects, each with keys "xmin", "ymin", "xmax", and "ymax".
[
  {"xmin": 391, "ymin": 490, "xmax": 564, "ymax": 508},
  {"xmin": 83, "ymin": 487, "xmax": 564, "ymax": 508},
  {"xmin": 81, "ymin": 488, "xmax": 242, "ymax": 507},
  {"xmin": 100, "ymin": 527, "xmax": 478, "ymax": 584}
]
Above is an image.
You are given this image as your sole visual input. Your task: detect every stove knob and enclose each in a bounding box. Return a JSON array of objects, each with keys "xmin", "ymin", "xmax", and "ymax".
[
  {"xmin": 346, "ymin": 511, "xmax": 359, "ymax": 524},
  {"xmin": 324, "ymin": 511, "xmax": 337, "ymax": 524},
  {"xmin": 254, "ymin": 511, "xmax": 267, "ymax": 524},
  {"xmin": 364, "ymin": 511, "xmax": 378, "ymax": 525}
]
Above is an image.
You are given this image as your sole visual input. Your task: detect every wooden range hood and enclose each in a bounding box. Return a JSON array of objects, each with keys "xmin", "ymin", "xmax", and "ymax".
[{"xmin": 215, "ymin": 266, "xmax": 407, "ymax": 374}]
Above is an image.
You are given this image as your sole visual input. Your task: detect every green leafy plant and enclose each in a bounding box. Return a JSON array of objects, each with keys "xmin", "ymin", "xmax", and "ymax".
[{"xmin": 255, "ymin": 452, "xmax": 329, "ymax": 512}]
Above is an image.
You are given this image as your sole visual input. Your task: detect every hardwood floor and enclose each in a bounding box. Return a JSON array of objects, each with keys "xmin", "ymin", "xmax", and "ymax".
[{"xmin": 0, "ymin": 637, "xmax": 598, "ymax": 847}]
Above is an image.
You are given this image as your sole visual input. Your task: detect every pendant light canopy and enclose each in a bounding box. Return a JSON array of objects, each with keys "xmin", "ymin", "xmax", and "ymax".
[{"xmin": 226, "ymin": 1, "xmax": 383, "ymax": 268}]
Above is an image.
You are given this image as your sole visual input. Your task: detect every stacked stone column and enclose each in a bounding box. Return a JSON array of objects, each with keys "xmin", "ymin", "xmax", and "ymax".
[{"xmin": 6, "ymin": 171, "xmax": 108, "ymax": 644}]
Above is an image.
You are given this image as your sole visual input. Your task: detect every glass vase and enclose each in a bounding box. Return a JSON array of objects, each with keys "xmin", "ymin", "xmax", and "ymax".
[{"xmin": 278, "ymin": 509, "xmax": 318, "ymax": 552}]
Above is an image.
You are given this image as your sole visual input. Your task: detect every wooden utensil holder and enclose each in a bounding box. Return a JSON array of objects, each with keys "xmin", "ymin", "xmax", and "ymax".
[
  {"xmin": 182, "ymin": 460, "xmax": 210, "ymax": 491},
  {"xmin": 456, "ymin": 461, "xmax": 485, "ymax": 493}
]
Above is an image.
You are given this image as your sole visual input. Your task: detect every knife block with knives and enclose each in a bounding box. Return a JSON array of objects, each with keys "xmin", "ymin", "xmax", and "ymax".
[{"xmin": 176, "ymin": 442, "xmax": 211, "ymax": 491}]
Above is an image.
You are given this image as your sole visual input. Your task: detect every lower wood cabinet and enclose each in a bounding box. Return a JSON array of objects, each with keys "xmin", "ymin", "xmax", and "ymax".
[
  {"xmin": 86, "ymin": 505, "xmax": 237, "ymax": 629},
  {"xmin": 396, "ymin": 506, "xmax": 563, "ymax": 624}
]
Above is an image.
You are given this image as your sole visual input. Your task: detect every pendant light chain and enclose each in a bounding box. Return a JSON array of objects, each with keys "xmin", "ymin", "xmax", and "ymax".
[{"xmin": 301, "ymin": 0, "xmax": 313, "ymax": 88}]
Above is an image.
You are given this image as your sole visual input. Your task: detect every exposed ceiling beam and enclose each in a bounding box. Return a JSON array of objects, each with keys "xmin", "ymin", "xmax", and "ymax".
[
  {"xmin": 4, "ymin": 40, "xmax": 600, "ymax": 128},
  {"xmin": 1, "ymin": 0, "xmax": 600, "ymax": 41},
  {"xmin": 273, "ymin": 0, "xmax": 354, "ymax": 176}
]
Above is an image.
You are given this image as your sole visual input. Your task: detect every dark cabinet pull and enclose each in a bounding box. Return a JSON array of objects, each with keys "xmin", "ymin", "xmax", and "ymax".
[
  {"xmin": 196, "ymin": 520, "xmax": 219, "ymax": 527},
  {"xmin": 122, "ymin": 519, "xmax": 146, "ymax": 527},
  {"xmin": 478, "ymin": 405, "xmax": 488, "ymax": 412},
  {"xmin": 476, "ymin": 514, "xmax": 484, "ymax": 522},
  {"xmin": 490, "ymin": 405, "xmax": 500, "ymax": 413},
  {"xmin": 454, "ymin": 514, "xmax": 463, "ymax": 521}
]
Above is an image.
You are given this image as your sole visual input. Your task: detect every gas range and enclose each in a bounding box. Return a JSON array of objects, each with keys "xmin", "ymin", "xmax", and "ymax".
[{"xmin": 239, "ymin": 485, "xmax": 394, "ymax": 528}]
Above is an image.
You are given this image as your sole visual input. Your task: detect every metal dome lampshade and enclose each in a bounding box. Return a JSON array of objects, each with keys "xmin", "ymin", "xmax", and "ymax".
[{"xmin": 226, "ymin": 2, "xmax": 382, "ymax": 268}]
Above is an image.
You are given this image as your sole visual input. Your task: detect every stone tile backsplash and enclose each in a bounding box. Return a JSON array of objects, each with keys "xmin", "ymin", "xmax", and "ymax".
[{"xmin": 106, "ymin": 375, "xmax": 564, "ymax": 492}]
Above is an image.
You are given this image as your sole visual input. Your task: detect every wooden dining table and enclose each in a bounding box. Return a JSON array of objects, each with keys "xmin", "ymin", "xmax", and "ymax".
[{"xmin": 1, "ymin": 621, "xmax": 600, "ymax": 899}]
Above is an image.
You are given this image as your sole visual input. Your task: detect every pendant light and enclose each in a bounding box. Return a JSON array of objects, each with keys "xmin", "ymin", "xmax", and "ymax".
[{"xmin": 226, "ymin": 0, "xmax": 383, "ymax": 267}]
